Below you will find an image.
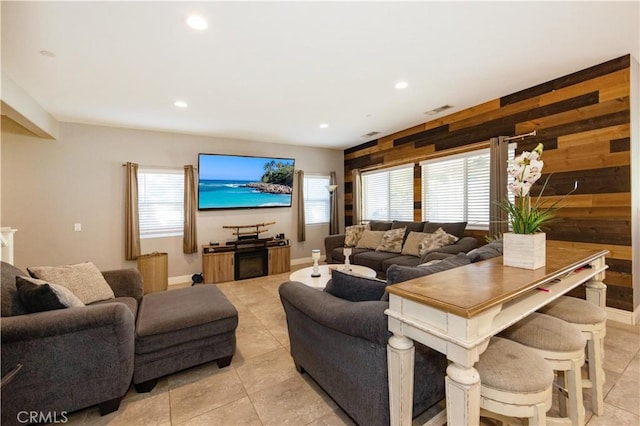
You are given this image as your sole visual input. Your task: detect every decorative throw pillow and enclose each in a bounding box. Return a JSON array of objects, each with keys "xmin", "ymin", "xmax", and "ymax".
[
  {"xmin": 344, "ymin": 224, "xmax": 368, "ymax": 247},
  {"xmin": 423, "ymin": 221, "xmax": 467, "ymax": 239},
  {"xmin": 324, "ymin": 269, "xmax": 387, "ymax": 302},
  {"xmin": 16, "ymin": 276, "xmax": 85, "ymax": 313},
  {"xmin": 376, "ymin": 227, "xmax": 406, "ymax": 253},
  {"xmin": 401, "ymin": 232, "xmax": 429, "ymax": 256},
  {"xmin": 27, "ymin": 262, "xmax": 115, "ymax": 304},
  {"xmin": 355, "ymin": 230, "xmax": 386, "ymax": 249},
  {"xmin": 417, "ymin": 227, "xmax": 459, "ymax": 256}
]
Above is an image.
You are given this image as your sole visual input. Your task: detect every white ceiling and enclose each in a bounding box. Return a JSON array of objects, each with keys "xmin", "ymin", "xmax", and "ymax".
[{"xmin": 2, "ymin": 1, "xmax": 638, "ymax": 150}]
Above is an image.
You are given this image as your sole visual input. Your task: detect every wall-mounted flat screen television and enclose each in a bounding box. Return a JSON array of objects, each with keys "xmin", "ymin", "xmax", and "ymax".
[{"xmin": 198, "ymin": 154, "xmax": 295, "ymax": 210}]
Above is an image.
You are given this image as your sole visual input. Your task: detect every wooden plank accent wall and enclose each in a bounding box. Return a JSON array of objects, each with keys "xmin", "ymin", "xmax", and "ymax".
[{"xmin": 342, "ymin": 55, "xmax": 632, "ymax": 311}]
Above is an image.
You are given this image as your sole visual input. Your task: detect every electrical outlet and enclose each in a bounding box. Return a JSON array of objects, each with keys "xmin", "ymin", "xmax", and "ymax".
[{"xmin": 74, "ymin": 223, "xmax": 82, "ymax": 232}]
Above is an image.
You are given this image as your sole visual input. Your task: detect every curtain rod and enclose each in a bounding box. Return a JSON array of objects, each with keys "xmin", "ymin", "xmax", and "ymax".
[
  {"xmin": 503, "ymin": 130, "xmax": 537, "ymax": 142},
  {"xmin": 122, "ymin": 164, "xmax": 196, "ymax": 170}
]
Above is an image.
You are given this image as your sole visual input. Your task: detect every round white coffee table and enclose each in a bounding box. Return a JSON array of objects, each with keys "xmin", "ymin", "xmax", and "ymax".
[{"xmin": 289, "ymin": 264, "xmax": 377, "ymax": 289}]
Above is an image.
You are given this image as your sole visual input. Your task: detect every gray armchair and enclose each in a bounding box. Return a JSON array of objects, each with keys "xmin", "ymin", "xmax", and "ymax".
[
  {"xmin": 279, "ymin": 281, "xmax": 446, "ymax": 426},
  {"xmin": 1, "ymin": 261, "xmax": 142, "ymax": 425}
]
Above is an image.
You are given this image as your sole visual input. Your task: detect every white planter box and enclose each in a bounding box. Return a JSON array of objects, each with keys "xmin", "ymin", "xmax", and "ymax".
[{"xmin": 503, "ymin": 232, "xmax": 546, "ymax": 270}]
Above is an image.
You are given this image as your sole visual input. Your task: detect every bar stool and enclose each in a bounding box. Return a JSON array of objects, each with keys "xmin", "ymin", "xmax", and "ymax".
[
  {"xmin": 476, "ymin": 337, "xmax": 554, "ymax": 425},
  {"xmin": 500, "ymin": 312, "xmax": 587, "ymax": 425},
  {"xmin": 538, "ymin": 296, "xmax": 607, "ymax": 416}
]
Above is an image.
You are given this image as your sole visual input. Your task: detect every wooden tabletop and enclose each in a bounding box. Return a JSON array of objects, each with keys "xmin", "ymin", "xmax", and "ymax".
[{"xmin": 386, "ymin": 243, "xmax": 608, "ymax": 318}]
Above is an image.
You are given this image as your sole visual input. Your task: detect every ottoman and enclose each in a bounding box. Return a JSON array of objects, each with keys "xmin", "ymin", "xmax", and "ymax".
[{"xmin": 133, "ymin": 285, "xmax": 238, "ymax": 392}]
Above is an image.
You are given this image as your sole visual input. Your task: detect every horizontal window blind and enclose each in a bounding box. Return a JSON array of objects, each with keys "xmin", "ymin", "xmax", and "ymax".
[
  {"xmin": 304, "ymin": 175, "xmax": 330, "ymax": 224},
  {"xmin": 421, "ymin": 148, "xmax": 489, "ymax": 227},
  {"xmin": 362, "ymin": 165, "xmax": 413, "ymax": 221},
  {"xmin": 138, "ymin": 168, "xmax": 184, "ymax": 238}
]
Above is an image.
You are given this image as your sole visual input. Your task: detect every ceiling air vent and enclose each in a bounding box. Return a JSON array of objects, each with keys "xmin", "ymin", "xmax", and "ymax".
[
  {"xmin": 361, "ymin": 131, "xmax": 380, "ymax": 138},
  {"xmin": 425, "ymin": 105, "xmax": 453, "ymax": 116}
]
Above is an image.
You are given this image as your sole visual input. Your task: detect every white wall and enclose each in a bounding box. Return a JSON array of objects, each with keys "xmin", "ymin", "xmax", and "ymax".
[{"xmin": 1, "ymin": 122, "xmax": 344, "ymax": 277}]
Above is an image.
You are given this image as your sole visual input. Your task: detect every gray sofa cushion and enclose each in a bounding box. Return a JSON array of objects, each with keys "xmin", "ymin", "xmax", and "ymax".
[
  {"xmin": 352, "ymin": 250, "xmax": 400, "ymax": 272},
  {"xmin": 368, "ymin": 220, "xmax": 393, "ymax": 231},
  {"xmin": 423, "ymin": 221, "xmax": 467, "ymax": 239},
  {"xmin": 467, "ymin": 240, "xmax": 504, "ymax": 262},
  {"xmin": 324, "ymin": 269, "xmax": 387, "ymax": 302},
  {"xmin": 381, "ymin": 255, "xmax": 422, "ymax": 272},
  {"xmin": 386, "ymin": 253, "xmax": 472, "ymax": 285},
  {"xmin": 392, "ymin": 221, "xmax": 426, "ymax": 233}
]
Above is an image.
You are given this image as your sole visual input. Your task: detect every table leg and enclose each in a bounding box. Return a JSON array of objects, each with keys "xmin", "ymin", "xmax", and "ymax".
[
  {"xmin": 388, "ymin": 334, "xmax": 415, "ymax": 426},
  {"xmin": 445, "ymin": 362, "xmax": 481, "ymax": 426},
  {"xmin": 585, "ymin": 256, "xmax": 607, "ymax": 310}
]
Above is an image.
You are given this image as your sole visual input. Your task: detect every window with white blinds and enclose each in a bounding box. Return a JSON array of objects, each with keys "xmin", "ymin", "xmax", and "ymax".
[
  {"xmin": 362, "ymin": 165, "xmax": 414, "ymax": 221},
  {"xmin": 138, "ymin": 168, "xmax": 184, "ymax": 238},
  {"xmin": 421, "ymin": 149, "xmax": 490, "ymax": 228},
  {"xmin": 303, "ymin": 175, "xmax": 331, "ymax": 224},
  {"xmin": 421, "ymin": 146, "xmax": 515, "ymax": 229}
]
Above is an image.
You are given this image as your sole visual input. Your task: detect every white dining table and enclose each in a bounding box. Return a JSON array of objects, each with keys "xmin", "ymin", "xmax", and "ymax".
[{"xmin": 385, "ymin": 242, "xmax": 609, "ymax": 426}]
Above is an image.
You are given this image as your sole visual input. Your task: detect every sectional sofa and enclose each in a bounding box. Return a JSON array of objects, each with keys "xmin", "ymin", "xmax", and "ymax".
[{"xmin": 325, "ymin": 220, "xmax": 478, "ymax": 277}]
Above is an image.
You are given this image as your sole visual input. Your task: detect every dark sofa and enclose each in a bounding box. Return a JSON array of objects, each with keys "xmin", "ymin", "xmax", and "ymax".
[
  {"xmin": 279, "ymin": 280, "xmax": 447, "ymax": 426},
  {"xmin": 325, "ymin": 220, "xmax": 478, "ymax": 277},
  {"xmin": 0, "ymin": 261, "xmax": 142, "ymax": 425}
]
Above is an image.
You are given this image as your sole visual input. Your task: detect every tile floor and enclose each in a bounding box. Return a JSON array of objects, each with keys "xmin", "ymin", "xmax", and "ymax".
[{"xmin": 63, "ymin": 269, "xmax": 639, "ymax": 425}]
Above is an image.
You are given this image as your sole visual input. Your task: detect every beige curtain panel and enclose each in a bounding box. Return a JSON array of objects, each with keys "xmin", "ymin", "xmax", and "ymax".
[
  {"xmin": 351, "ymin": 168, "xmax": 362, "ymax": 225},
  {"xmin": 329, "ymin": 171, "xmax": 339, "ymax": 234},
  {"xmin": 183, "ymin": 165, "xmax": 198, "ymax": 254},
  {"xmin": 296, "ymin": 170, "xmax": 306, "ymax": 242},
  {"xmin": 489, "ymin": 136, "xmax": 509, "ymax": 238},
  {"xmin": 124, "ymin": 162, "xmax": 141, "ymax": 260}
]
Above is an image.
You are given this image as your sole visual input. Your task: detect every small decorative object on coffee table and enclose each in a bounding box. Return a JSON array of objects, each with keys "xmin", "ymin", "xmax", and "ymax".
[
  {"xmin": 311, "ymin": 249, "xmax": 321, "ymax": 277},
  {"xmin": 289, "ymin": 264, "xmax": 376, "ymax": 289},
  {"xmin": 343, "ymin": 247, "xmax": 352, "ymax": 271}
]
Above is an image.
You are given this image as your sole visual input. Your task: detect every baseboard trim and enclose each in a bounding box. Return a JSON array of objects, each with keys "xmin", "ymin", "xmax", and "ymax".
[
  {"xmin": 606, "ymin": 305, "xmax": 639, "ymax": 325},
  {"xmin": 291, "ymin": 256, "xmax": 324, "ymax": 266},
  {"xmin": 168, "ymin": 274, "xmax": 192, "ymax": 286}
]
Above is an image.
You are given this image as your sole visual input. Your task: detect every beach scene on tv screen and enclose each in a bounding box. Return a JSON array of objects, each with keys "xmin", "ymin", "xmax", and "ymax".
[{"xmin": 198, "ymin": 155, "xmax": 294, "ymax": 209}]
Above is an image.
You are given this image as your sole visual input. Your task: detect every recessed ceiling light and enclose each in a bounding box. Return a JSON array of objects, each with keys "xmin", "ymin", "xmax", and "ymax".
[
  {"xmin": 319, "ymin": 123, "xmax": 329, "ymax": 129},
  {"xmin": 186, "ymin": 15, "xmax": 208, "ymax": 30},
  {"xmin": 39, "ymin": 50, "xmax": 56, "ymax": 58},
  {"xmin": 394, "ymin": 81, "xmax": 408, "ymax": 90},
  {"xmin": 174, "ymin": 100, "xmax": 188, "ymax": 108}
]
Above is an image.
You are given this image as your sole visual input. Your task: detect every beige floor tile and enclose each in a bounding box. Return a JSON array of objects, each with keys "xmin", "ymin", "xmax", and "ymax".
[
  {"xmin": 169, "ymin": 368, "xmax": 247, "ymax": 424},
  {"xmin": 251, "ymin": 302, "xmax": 287, "ymax": 328},
  {"xmin": 605, "ymin": 322, "xmax": 640, "ymax": 353},
  {"xmin": 249, "ymin": 375, "xmax": 334, "ymax": 426},
  {"xmin": 235, "ymin": 347, "xmax": 299, "ymax": 395},
  {"xmin": 304, "ymin": 409, "xmax": 355, "ymax": 426},
  {"xmin": 603, "ymin": 344, "xmax": 637, "ymax": 374},
  {"xmin": 268, "ymin": 322, "xmax": 291, "ymax": 347},
  {"xmin": 83, "ymin": 392, "xmax": 171, "ymax": 426},
  {"xmin": 236, "ymin": 325, "xmax": 284, "ymax": 360},
  {"xmin": 175, "ymin": 396, "xmax": 262, "ymax": 426},
  {"xmin": 236, "ymin": 309, "xmax": 264, "ymax": 330},
  {"xmin": 604, "ymin": 372, "xmax": 640, "ymax": 416},
  {"xmin": 586, "ymin": 402, "xmax": 640, "ymax": 425}
]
